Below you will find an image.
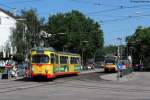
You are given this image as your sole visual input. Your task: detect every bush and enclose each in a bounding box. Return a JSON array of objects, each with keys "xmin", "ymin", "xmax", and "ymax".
[{"xmin": 0, "ymin": 67, "xmax": 5, "ymax": 73}]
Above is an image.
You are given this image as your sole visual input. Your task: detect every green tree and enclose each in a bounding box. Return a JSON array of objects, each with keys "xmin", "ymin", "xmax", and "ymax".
[
  {"xmin": 10, "ymin": 9, "xmax": 104, "ymax": 62},
  {"xmin": 103, "ymin": 45, "xmax": 118, "ymax": 56},
  {"xmin": 46, "ymin": 10, "xmax": 104, "ymax": 62},
  {"xmin": 10, "ymin": 9, "xmax": 44, "ymax": 60},
  {"xmin": 126, "ymin": 26, "xmax": 150, "ymax": 67}
]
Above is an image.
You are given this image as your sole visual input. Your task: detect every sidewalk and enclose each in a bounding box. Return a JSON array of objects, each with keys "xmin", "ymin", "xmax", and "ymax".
[
  {"xmin": 80, "ymin": 68, "xmax": 104, "ymax": 74},
  {"xmin": 0, "ymin": 68, "xmax": 103, "ymax": 80},
  {"xmin": 100, "ymin": 72, "xmax": 138, "ymax": 82}
]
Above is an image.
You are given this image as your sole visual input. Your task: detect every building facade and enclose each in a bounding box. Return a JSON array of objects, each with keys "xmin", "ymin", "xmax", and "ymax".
[{"xmin": 0, "ymin": 8, "xmax": 16, "ymax": 51}]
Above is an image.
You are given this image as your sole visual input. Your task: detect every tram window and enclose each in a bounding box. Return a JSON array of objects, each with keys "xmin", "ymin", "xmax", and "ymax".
[
  {"xmin": 71, "ymin": 57, "xmax": 80, "ymax": 64},
  {"xmin": 60, "ymin": 56, "xmax": 68, "ymax": 64},
  {"xmin": 51, "ymin": 54, "xmax": 54, "ymax": 64},
  {"xmin": 55, "ymin": 55, "xmax": 58, "ymax": 64},
  {"xmin": 77, "ymin": 58, "xmax": 80, "ymax": 64}
]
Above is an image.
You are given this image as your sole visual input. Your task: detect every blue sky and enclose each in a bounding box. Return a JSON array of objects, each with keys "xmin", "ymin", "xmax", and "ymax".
[{"xmin": 0, "ymin": 0, "xmax": 150, "ymax": 46}]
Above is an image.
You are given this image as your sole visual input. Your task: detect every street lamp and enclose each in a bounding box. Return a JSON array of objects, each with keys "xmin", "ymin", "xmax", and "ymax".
[
  {"xmin": 57, "ymin": 32, "xmax": 67, "ymax": 35},
  {"xmin": 117, "ymin": 37, "xmax": 122, "ymax": 62}
]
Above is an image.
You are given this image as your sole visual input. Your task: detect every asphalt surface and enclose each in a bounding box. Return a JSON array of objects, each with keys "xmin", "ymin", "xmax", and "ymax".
[{"xmin": 0, "ymin": 71, "xmax": 150, "ymax": 100}]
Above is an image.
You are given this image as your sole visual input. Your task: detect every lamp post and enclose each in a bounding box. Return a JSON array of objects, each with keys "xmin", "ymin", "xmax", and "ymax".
[
  {"xmin": 81, "ymin": 40, "xmax": 88, "ymax": 67},
  {"xmin": 116, "ymin": 37, "xmax": 123, "ymax": 79},
  {"xmin": 129, "ymin": 47, "xmax": 134, "ymax": 68},
  {"xmin": 93, "ymin": 49, "xmax": 99, "ymax": 64}
]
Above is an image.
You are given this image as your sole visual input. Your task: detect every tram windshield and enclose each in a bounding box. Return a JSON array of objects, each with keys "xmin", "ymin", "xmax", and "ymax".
[
  {"xmin": 105, "ymin": 60, "xmax": 116, "ymax": 64},
  {"xmin": 32, "ymin": 54, "xmax": 49, "ymax": 63}
]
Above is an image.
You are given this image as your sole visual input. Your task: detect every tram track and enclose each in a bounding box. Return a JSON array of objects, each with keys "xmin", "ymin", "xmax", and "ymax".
[
  {"xmin": 0, "ymin": 71, "xmax": 150, "ymax": 100},
  {"xmin": 52, "ymin": 72, "xmax": 150, "ymax": 93},
  {"xmin": 0, "ymin": 71, "xmax": 108, "ymax": 94},
  {"xmin": 60, "ymin": 79, "xmax": 150, "ymax": 93},
  {"xmin": 0, "ymin": 78, "xmax": 74, "ymax": 94},
  {"xmin": 0, "ymin": 82, "xmax": 39, "ymax": 90}
]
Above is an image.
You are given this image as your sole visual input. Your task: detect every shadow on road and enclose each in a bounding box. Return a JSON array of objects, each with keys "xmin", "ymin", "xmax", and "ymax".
[
  {"xmin": 14, "ymin": 74, "xmax": 78, "ymax": 82},
  {"xmin": 14, "ymin": 77, "xmax": 35, "ymax": 82}
]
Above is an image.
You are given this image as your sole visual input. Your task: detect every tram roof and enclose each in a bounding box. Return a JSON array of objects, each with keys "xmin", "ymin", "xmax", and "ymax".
[
  {"xmin": 31, "ymin": 47, "xmax": 56, "ymax": 52},
  {"xmin": 57, "ymin": 51, "xmax": 80, "ymax": 56},
  {"xmin": 30, "ymin": 47, "xmax": 80, "ymax": 56}
]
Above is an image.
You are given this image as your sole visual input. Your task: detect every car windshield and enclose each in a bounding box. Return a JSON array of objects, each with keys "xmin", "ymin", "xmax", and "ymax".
[{"xmin": 32, "ymin": 54, "xmax": 49, "ymax": 63}]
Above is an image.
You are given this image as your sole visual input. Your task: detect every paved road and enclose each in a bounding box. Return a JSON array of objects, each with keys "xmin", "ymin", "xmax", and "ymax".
[{"xmin": 0, "ymin": 71, "xmax": 150, "ymax": 100}]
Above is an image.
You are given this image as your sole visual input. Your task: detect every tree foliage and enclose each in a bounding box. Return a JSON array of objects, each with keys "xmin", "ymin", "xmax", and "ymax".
[
  {"xmin": 10, "ymin": 9, "xmax": 44, "ymax": 59},
  {"xmin": 46, "ymin": 10, "xmax": 104, "ymax": 60},
  {"xmin": 11, "ymin": 10, "xmax": 104, "ymax": 62},
  {"xmin": 126, "ymin": 26, "xmax": 150, "ymax": 66},
  {"xmin": 103, "ymin": 45, "xmax": 118, "ymax": 56}
]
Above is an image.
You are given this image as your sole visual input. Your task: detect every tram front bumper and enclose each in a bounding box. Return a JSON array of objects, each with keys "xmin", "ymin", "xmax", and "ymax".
[{"xmin": 32, "ymin": 73, "xmax": 55, "ymax": 79}]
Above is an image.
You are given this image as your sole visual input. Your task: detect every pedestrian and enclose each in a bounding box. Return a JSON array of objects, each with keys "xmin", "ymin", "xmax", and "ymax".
[
  {"xmin": 25, "ymin": 67, "xmax": 29, "ymax": 77},
  {"xmin": 8, "ymin": 68, "xmax": 12, "ymax": 79},
  {"xmin": 12, "ymin": 66, "xmax": 18, "ymax": 79}
]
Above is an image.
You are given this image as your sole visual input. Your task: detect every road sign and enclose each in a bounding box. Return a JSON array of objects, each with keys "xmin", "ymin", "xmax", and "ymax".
[
  {"xmin": 117, "ymin": 63, "xmax": 123, "ymax": 70},
  {"xmin": 5, "ymin": 64, "xmax": 12, "ymax": 68}
]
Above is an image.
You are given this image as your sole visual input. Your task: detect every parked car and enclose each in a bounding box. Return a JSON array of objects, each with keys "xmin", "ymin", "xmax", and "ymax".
[
  {"xmin": 133, "ymin": 64, "xmax": 143, "ymax": 71},
  {"xmin": 86, "ymin": 63, "xmax": 95, "ymax": 70}
]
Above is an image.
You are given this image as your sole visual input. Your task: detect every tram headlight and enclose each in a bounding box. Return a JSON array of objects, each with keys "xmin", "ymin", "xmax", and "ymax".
[
  {"xmin": 32, "ymin": 67, "xmax": 34, "ymax": 72},
  {"xmin": 45, "ymin": 68, "xmax": 48, "ymax": 73}
]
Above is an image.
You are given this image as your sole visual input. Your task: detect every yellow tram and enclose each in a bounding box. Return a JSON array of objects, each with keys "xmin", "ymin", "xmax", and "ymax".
[{"xmin": 30, "ymin": 47, "xmax": 81, "ymax": 79}]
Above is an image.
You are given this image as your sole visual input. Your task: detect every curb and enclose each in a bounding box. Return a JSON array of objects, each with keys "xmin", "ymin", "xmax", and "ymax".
[{"xmin": 80, "ymin": 68, "xmax": 103, "ymax": 74}]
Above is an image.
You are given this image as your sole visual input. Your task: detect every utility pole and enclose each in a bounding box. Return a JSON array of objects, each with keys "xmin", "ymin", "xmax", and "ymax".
[
  {"xmin": 117, "ymin": 37, "xmax": 122, "ymax": 62},
  {"xmin": 117, "ymin": 46, "xmax": 120, "ymax": 63},
  {"xmin": 116, "ymin": 37, "xmax": 122, "ymax": 79}
]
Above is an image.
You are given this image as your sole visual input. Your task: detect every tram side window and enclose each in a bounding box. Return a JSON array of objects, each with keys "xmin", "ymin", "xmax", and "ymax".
[
  {"xmin": 51, "ymin": 54, "xmax": 54, "ymax": 64},
  {"xmin": 60, "ymin": 56, "xmax": 68, "ymax": 64},
  {"xmin": 71, "ymin": 57, "xmax": 80, "ymax": 64},
  {"xmin": 55, "ymin": 55, "xmax": 58, "ymax": 64}
]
